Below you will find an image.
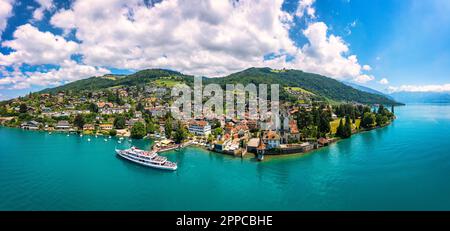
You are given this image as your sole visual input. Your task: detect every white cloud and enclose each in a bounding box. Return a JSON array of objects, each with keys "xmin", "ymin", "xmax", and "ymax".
[
  {"xmin": 32, "ymin": 0, "xmax": 54, "ymax": 21},
  {"xmin": 295, "ymin": 0, "xmax": 316, "ymax": 19},
  {"xmin": 353, "ymin": 74, "xmax": 375, "ymax": 83},
  {"xmin": 48, "ymin": 0, "xmax": 368, "ymax": 79},
  {"xmin": 0, "ymin": 60, "xmax": 109, "ymax": 89},
  {"xmin": 0, "ymin": 0, "xmax": 373, "ymax": 91},
  {"xmin": 0, "ymin": 0, "xmax": 15, "ymax": 36},
  {"xmin": 378, "ymin": 78, "xmax": 389, "ymax": 85},
  {"xmin": 362, "ymin": 64, "xmax": 371, "ymax": 71},
  {"xmin": 0, "ymin": 24, "xmax": 79, "ymax": 66},
  {"xmin": 50, "ymin": 0, "xmax": 298, "ymax": 76},
  {"xmin": 293, "ymin": 22, "xmax": 364, "ymax": 79},
  {"xmin": 388, "ymin": 84, "xmax": 450, "ymax": 93}
]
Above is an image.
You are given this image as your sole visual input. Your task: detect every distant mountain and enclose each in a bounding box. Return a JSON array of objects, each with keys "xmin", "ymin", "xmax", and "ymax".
[
  {"xmin": 389, "ymin": 92, "xmax": 450, "ymax": 103},
  {"xmin": 39, "ymin": 67, "xmax": 400, "ymax": 105},
  {"xmin": 342, "ymin": 81, "xmax": 394, "ymax": 99}
]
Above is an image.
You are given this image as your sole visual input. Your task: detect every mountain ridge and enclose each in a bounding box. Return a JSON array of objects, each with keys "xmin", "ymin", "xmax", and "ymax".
[
  {"xmin": 389, "ymin": 91, "xmax": 450, "ymax": 103},
  {"xmin": 38, "ymin": 67, "xmax": 401, "ymax": 105}
]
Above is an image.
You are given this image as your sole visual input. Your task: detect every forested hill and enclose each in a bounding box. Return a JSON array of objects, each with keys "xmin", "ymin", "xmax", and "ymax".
[
  {"xmin": 205, "ymin": 68, "xmax": 401, "ymax": 105},
  {"xmin": 39, "ymin": 67, "xmax": 401, "ymax": 105}
]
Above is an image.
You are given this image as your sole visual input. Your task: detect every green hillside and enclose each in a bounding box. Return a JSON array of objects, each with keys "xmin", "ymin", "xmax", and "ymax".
[
  {"xmin": 39, "ymin": 67, "xmax": 400, "ymax": 105},
  {"xmin": 205, "ymin": 67, "xmax": 400, "ymax": 105}
]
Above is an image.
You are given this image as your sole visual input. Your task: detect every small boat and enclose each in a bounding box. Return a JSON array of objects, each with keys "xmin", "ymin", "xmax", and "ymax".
[
  {"xmin": 104, "ymin": 139, "xmax": 108, "ymax": 142},
  {"xmin": 87, "ymin": 138, "xmax": 91, "ymax": 142},
  {"xmin": 67, "ymin": 134, "xmax": 70, "ymax": 137},
  {"xmin": 115, "ymin": 147, "xmax": 177, "ymax": 171},
  {"xmin": 95, "ymin": 135, "xmax": 98, "ymax": 138},
  {"xmin": 118, "ymin": 141, "xmax": 122, "ymax": 144}
]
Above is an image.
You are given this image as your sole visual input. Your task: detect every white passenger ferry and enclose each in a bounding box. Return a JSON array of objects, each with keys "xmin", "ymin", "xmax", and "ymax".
[{"xmin": 115, "ymin": 147, "xmax": 177, "ymax": 171}]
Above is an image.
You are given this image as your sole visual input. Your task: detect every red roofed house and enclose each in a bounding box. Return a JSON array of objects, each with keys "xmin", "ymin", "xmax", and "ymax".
[
  {"xmin": 188, "ymin": 120, "xmax": 211, "ymax": 136},
  {"xmin": 282, "ymin": 119, "xmax": 301, "ymax": 143},
  {"xmin": 263, "ymin": 130, "xmax": 281, "ymax": 149}
]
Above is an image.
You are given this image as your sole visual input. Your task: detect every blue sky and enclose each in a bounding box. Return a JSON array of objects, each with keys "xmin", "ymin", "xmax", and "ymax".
[{"xmin": 1, "ymin": 0, "xmax": 450, "ymax": 100}]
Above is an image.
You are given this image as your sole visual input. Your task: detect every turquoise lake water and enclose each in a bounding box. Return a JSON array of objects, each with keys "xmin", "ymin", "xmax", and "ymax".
[{"xmin": 1, "ymin": 104, "xmax": 450, "ymax": 210}]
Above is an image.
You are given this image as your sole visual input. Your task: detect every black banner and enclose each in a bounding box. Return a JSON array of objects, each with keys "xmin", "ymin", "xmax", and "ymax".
[{"xmin": 1, "ymin": 211, "xmax": 450, "ymax": 229}]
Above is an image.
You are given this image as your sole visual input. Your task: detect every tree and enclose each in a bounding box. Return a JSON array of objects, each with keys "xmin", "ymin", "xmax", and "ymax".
[
  {"xmin": 109, "ymin": 129, "xmax": 117, "ymax": 137},
  {"xmin": 377, "ymin": 104, "xmax": 386, "ymax": 115},
  {"xmin": 213, "ymin": 127, "xmax": 223, "ymax": 138},
  {"xmin": 318, "ymin": 112, "xmax": 331, "ymax": 136},
  {"xmin": 211, "ymin": 119, "xmax": 221, "ymax": 129},
  {"xmin": 351, "ymin": 110, "xmax": 356, "ymax": 124},
  {"xmin": 361, "ymin": 112, "xmax": 376, "ymax": 128},
  {"xmin": 146, "ymin": 121, "xmax": 157, "ymax": 134},
  {"xmin": 0, "ymin": 106, "xmax": 7, "ymax": 116},
  {"xmin": 89, "ymin": 103, "xmax": 98, "ymax": 113},
  {"xmin": 362, "ymin": 106, "xmax": 371, "ymax": 116},
  {"xmin": 344, "ymin": 115, "xmax": 352, "ymax": 138},
  {"xmin": 336, "ymin": 118, "xmax": 344, "ymax": 138},
  {"xmin": 115, "ymin": 90, "xmax": 122, "ymax": 105},
  {"xmin": 376, "ymin": 114, "xmax": 388, "ymax": 126},
  {"xmin": 207, "ymin": 134, "xmax": 214, "ymax": 144},
  {"xmin": 164, "ymin": 118, "xmax": 173, "ymax": 138},
  {"xmin": 136, "ymin": 102, "xmax": 144, "ymax": 112},
  {"xmin": 130, "ymin": 122, "xmax": 146, "ymax": 139},
  {"xmin": 19, "ymin": 103, "xmax": 28, "ymax": 114},
  {"xmin": 113, "ymin": 116, "xmax": 126, "ymax": 129},
  {"xmin": 74, "ymin": 114, "xmax": 85, "ymax": 130},
  {"xmin": 173, "ymin": 123, "xmax": 187, "ymax": 144},
  {"xmin": 313, "ymin": 108, "xmax": 320, "ymax": 126}
]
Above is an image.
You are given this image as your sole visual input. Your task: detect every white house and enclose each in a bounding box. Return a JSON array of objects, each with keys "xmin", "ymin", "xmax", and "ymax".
[
  {"xmin": 188, "ymin": 120, "xmax": 211, "ymax": 136},
  {"xmin": 21, "ymin": 121, "xmax": 41, "ymax": 130},
  {"xmin": 55, "ymin": 120, "xmax": 71, "ymax": 130}
]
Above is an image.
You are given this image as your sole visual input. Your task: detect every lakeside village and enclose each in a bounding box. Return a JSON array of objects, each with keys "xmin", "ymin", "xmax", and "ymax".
[{"xmin": 0, "ymin": 85, "xmax": 395, "ymax": 160}]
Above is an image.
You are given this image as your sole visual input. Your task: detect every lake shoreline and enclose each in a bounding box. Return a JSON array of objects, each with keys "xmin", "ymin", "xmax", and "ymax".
[
  {"xmin": 1, "ymin": 117, "xmax": 395, "ymax": 162},
  {"xmin": 177, "ymin": 118, "xmax": 395, "ymax": 161}
]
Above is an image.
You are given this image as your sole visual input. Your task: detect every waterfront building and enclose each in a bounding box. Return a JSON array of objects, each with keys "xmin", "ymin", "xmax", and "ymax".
[
  {"xmin": 20, "ymin": 121, "xmax": 41, "ymax": 130},
  {"xmin": 0, "ymin": 117, "xmax": 14, "ymax": 125},
  {"xmin": 188, "ymin": 120, "xmax": 212, "ymax": 136},
  {"xmin": 246, "ymin": 138, "xmax": 260, "ymax": 153},
  {"xmin": 83, "ymin": 124, "xmax": 95, "ymax": 131},
  {"xmin": 318, "ymin": 137, "xmax": 329, "ymax": 146},
  {"xmin": 99, "ymin": 123, "xmax": 113, "ymax": 131},
  {"xmin": 55, "ymin": 120, "xmax": 72, "ymax": 130},
  {"xmin": 281, "ymin": 119, "xmax": 301, "ymax": 144},
  {"xmin": 263, "ymin": 131, "xmax": 281, "ymax": 149}
]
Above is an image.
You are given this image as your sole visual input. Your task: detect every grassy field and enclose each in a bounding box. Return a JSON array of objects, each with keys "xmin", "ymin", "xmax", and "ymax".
[
  {"xmin": 153, "ymin": 78, "xmax": 183, "ymax": 87},
  {"xmin": 284, "ymin": 86, "xmax": 316, "ymax": 95},
  {"xmin": 330, "ymin": 118, "xmax": 361, "ymax": 134}
]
